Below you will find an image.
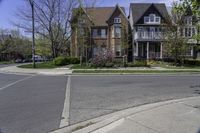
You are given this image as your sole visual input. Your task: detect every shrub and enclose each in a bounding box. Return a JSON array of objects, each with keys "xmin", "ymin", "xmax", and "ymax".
[
  {"xmin": 90, "ymin": 50, "xmax": 113, "ymax": 68},
  {"xmin": 54, "ymin": 57, "xmax": 80, "ymax": 66},
  {"xmin": 70, "ymin": 57, "xmax": 80, "ymax": 64},
  {"xmin": 54, "ymin": 56, "xmax": 70, "ymax": 66},
  {"xmin": 105, "ymin": 62, "xmax": 114, "ymax": 68},
  {"xmin": 127, "ymin": 60, "xmax": 149, "ymax": 67},
  {"xmin": 184, "ymin": 59, "xmax": 200, "ymax": 66}
]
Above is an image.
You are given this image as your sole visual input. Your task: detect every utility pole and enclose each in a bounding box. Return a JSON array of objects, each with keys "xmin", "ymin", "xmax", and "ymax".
[{"xmin": 30, "ymin": 0, "xmax": 36, "ymax": 68}]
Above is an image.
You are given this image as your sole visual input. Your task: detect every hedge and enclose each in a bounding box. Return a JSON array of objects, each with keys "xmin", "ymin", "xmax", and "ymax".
[
  {"xmin": 184, "ymin": 59, "xmax": 200, "ymax": 66},
  {"xmin": 54, "ymin": 57, "xmax": 80, "ymax": 66}
]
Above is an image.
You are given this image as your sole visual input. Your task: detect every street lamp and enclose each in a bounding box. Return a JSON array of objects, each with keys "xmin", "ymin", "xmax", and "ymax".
[{"xmin": 29, "ymin": 0, "xmax": 36, "ymax": 68}]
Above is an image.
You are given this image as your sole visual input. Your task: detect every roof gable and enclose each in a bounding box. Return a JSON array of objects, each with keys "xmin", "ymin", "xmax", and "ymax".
[
  {"xmin": 107, "ymin": 4, "xmax": 128, "ymax": 22},
  {"xmin": 130, "ymin": 3, "xmax": 169, "ymax": 24},
  {"xmin": 72, "ymin": 5, "xmax": 127, "ymax": 26}
]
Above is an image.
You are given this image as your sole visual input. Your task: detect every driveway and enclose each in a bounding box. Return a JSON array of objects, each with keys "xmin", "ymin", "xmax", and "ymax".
[{"xmin": 0, "ymin": 73, "xmax": 67, "ymax": 133}]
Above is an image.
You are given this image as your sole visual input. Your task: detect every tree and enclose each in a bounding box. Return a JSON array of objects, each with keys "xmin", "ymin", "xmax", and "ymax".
[
  {"xmin": 15, "ymin": 0, "xmax": 80, "ymax": 58},
  {"xmin": 163, "ymin": 2, "xmax": 189, "ymax": 65},
  {"xmin": 0, "ymin": 29, "xmax": 32, "ymax": 61}
]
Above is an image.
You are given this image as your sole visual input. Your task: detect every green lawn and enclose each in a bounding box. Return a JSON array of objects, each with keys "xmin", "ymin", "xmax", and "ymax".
[
  {"xmin": 71, "ymin": 64, "xmax": 97, "ymax": 69},
  {"xmin": 18, "ymin": 61, "xmax": 56, "ymax": 69},
  {"xmin": 0, "ymin": 61, "xmax": 14, "ymax": 64}
]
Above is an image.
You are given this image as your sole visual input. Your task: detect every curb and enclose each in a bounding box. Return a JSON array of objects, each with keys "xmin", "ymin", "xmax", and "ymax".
[
  {"xmin": 0, "ymin": 66, "xmax": 72, "ymax": 76},
  {"xmin": 49, "ymin": 96, "xmax": 200, "ymax": 133}
]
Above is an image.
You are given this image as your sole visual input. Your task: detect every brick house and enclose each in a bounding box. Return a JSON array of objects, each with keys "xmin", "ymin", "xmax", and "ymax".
[{"xmin": 71, "ymin": 4, "xmax": 130, "ymax": 60}]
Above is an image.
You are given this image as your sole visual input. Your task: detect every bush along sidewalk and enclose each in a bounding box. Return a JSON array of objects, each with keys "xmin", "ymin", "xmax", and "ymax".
[{"xmin": 54, "ymin": 56, "xmax": 80, "ymax": 66}]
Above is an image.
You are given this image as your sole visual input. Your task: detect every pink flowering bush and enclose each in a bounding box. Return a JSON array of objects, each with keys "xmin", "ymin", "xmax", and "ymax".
[{"xmin": 90, "ymin": 50, "xmax": 114, "ymax": 68}]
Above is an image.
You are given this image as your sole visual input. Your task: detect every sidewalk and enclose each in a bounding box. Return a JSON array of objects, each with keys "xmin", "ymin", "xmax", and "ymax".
[
  {"xmin": 95, "ymin": 96, "xmax": 200, "ymax": 133},
  {"xmin": 51, "ymin": 96, "xmax": 200, "ymax": 133},
  {"xmin": 0, "ymin": 65, "xmax": 72, "ymax": 75}
]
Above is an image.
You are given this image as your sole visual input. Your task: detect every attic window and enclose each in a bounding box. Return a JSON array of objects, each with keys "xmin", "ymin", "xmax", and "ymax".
[
  {"xmin": 114, "ymin": 17, "xmax": 121, "ymax": 24},
  {"xmin": 185, "ymin": 16, "xmax": 192, "ymax": 25},
  {"xmin": 149, "ymin": 14, "xmax": 155, "ymax": 22},
  {"xmin": 144, "ymin": 14, "xmax": 161, "ymax": 24},
  {"xmin": 78, "ymin": 18, "xmax": 86, "ymax": 24}
]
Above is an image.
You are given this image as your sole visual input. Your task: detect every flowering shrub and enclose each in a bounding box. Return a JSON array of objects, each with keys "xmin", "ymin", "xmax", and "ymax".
[{"xmin": 90, "ymin": 50, "xmax": 113, "ymax": 68}]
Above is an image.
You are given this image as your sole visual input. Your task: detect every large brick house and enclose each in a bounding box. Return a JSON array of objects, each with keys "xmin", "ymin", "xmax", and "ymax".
[{"xmin": 71, "ymin": 4, "xmax": 129, "ymax": 60}]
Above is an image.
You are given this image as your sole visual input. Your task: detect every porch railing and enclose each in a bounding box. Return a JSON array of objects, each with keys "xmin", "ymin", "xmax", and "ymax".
[
  {"xmin": 135, "ymin": 32, "xmax": 163, "ymax": 40},
  {"xmin": 149, "ymin": 52, "xmax": 161, "ymax": 59}
]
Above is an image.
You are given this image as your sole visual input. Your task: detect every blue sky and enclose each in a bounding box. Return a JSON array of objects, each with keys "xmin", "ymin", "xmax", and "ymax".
[{"xmin": 0, "ymin": 0, "xmax": 174, "ymax": 30}]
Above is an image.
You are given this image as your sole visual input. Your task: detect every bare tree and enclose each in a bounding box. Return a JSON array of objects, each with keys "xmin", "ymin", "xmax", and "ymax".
[{"xmin": 15, "ymin": 0, "xmax": 79, "ymax": 58}]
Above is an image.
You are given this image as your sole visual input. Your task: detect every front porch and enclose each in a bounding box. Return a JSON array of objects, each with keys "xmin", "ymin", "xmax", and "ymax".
[{"xmin": 134, "ymin": 41, "xmax": 163, "ymax": 60}]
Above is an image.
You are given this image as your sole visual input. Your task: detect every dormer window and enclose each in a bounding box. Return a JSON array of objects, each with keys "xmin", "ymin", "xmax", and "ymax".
[
  {"xmin": 149, "ymin": 14, "xmax": 155, "ymax": 22},
  {"xmin": 114, "ymin": 17, "xmax": 121, "ymax": 24},
  {"xmin": 185, "ymin": 16, "xmax": 193, "ymax": 25},
  {"xmin": 144, "ymin": 14, "xmax": 160, "ymax": 24},
  {"xmin": 78, "ymin": 18, "xmax": 86, "ymax": 24}
]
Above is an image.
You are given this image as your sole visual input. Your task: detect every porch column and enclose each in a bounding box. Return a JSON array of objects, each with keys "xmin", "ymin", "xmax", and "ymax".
[
  {"xmin": 136, "ymin": 42, "xmax": 139, "ymax": 57},
  {"xmin": 147, "ymin": 42, "xmax": 149, "ymax": 59},
  {"xmin": 160, "ymin": 43, "xmax": 163, "ymax": 59},
  {"xmin": 191, "ymin": 45, "xmax": 194, "ymax": 57}
]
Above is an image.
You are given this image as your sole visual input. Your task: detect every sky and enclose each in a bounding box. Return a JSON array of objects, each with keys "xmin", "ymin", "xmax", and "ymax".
[{"xmin": 0, "ymin": 0, "xmax": 175, "ymax": 30}]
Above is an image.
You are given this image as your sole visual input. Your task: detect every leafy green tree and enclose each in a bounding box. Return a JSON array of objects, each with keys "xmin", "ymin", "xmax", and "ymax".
[
  {"xmin": 163, "ymin": 3, "xmax": 189, "ymax": 65},
  {"xmin": 0, "ymin": 29, "xmax": 32, "ymax": 60}
]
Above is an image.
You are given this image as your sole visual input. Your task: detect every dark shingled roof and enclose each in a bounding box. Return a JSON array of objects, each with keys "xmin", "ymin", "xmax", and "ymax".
[
  {"xmin": 130, "ymin": 3, "xmax": 169, "ymax": 24},
  {"xmin": 72, "ymin": 6, "xmax": 126, "ymax": 26}
]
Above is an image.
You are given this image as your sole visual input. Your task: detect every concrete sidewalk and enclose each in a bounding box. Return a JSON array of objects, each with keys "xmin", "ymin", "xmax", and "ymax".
[
  {"xmin": 92, "ymin": 97, "xmax": 200, "ymax": 133},
  {"xmin": 0, "ymin": 65, "xmax": 72, "ymax": 75},
  {"xmin": 57, "ymin": 96, "xmax": 200, "ymax": 133}
]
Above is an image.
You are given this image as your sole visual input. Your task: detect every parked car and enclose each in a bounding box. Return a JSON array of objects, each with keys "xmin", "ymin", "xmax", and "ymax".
[
  {"xmin": 15, "ymin": 58, "xmax": 23, "ymax": 63},
  {"xmin": 32, "ymin": 55, "xmax": 43, "ymax": 62}
]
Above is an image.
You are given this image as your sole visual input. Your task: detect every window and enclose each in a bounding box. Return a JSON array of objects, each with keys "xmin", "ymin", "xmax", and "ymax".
[
  {"xmin": 115, "ymin": 27, "xmax": 121, "ymax": 38},
  {"xmin": 78, "ymin": 18, "xmax": 86, "ymax": 24},
  {"xmin": 144, "ymin": 14, "xmax": 160, "ymax": 24},
  {"xmin": 115, "ymin": 44, "xmax": 121, "ymax": 57},
  {"xmin": 192, "ymin": 28, "xmax": 196, "ymax": 36},
  {"xmin": 188, "ymin": 28, "xmax": 192, "ymax": 37},
  {"xmin": 92, "ymin": 29, "xmax": 98, "ymax": 37},
  {"xmin": 149, "ymin": 14, "xmax": 155, "ymax": 22},
  {"xmin": 101, "ymin": 29, "xmax": 106, "ymax": 38},
  {"xmin": 155, "ymin": 17, "xmax": 160, "ymax": 23},
  {"xmin": 79, "ymin": 28, "xmax": 84, "ymax": 35},
  {"xmin": 114, "ymin": 17, "xmax": 121, "ymax": 24},
  {"xmin": 185, "ymin": 16, "xmax": 193, "ymax": 25},
  {"xmin": 184, "ymin": 27, "xmax": 196, "ymax": 37},
  {"xmin": 144, "ymin": 17, "xmax": 149, "ymax": 23}
]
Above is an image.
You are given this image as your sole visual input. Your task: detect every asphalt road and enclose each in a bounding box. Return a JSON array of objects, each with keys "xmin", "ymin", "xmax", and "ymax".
[
  {"xmin": 1, "ymin": 73, "xmax": 200, "ymax": 132},
  {"xmin": 0, "ymin": 64, "xmax": 16, "ymax": 68},
  {"xmin": 0, "ymin": 73, "xmax": 67, "ymax": 133},
  {"xmin": 70, "ymin": 75, "xmax": 200, "ymax": 124}
]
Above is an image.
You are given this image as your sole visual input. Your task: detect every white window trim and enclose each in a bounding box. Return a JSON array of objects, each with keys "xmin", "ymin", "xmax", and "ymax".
[
  {"xmin": 101, "ymin": 29, "xmax": 106, "ymax": 38},
  {"xmin": 114, "ymin": 17, "xmax": 121, "ymax": 24},
  {"xmin": 144, "ymin": 14, "xmax": 161, "ymax": 24},
  {"xmin": 114, "ymin": 27, "xmax": 121, "ymax": 38}
]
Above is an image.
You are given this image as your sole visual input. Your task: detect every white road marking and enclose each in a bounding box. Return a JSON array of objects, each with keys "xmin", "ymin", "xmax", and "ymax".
[
  {"xmin": 0, "ymin": 76, "xmax": 34, "ymax": 91},
  {"xmin": 60, "ymin": 75, "xmax": 71, "ymax": 127}
]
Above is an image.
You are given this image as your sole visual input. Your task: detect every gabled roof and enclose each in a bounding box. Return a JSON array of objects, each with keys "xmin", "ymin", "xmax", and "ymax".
[
  {"xmin": 72, "ymin": 5, "xmax": 126, "ymax": 26},
  {"xmin": 107, "ymin": 4, "xmax": 128, "ymax": 22},
  {"xmin": 130, "ymin": 3, "xmax": 169, "ymax": 24}
]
